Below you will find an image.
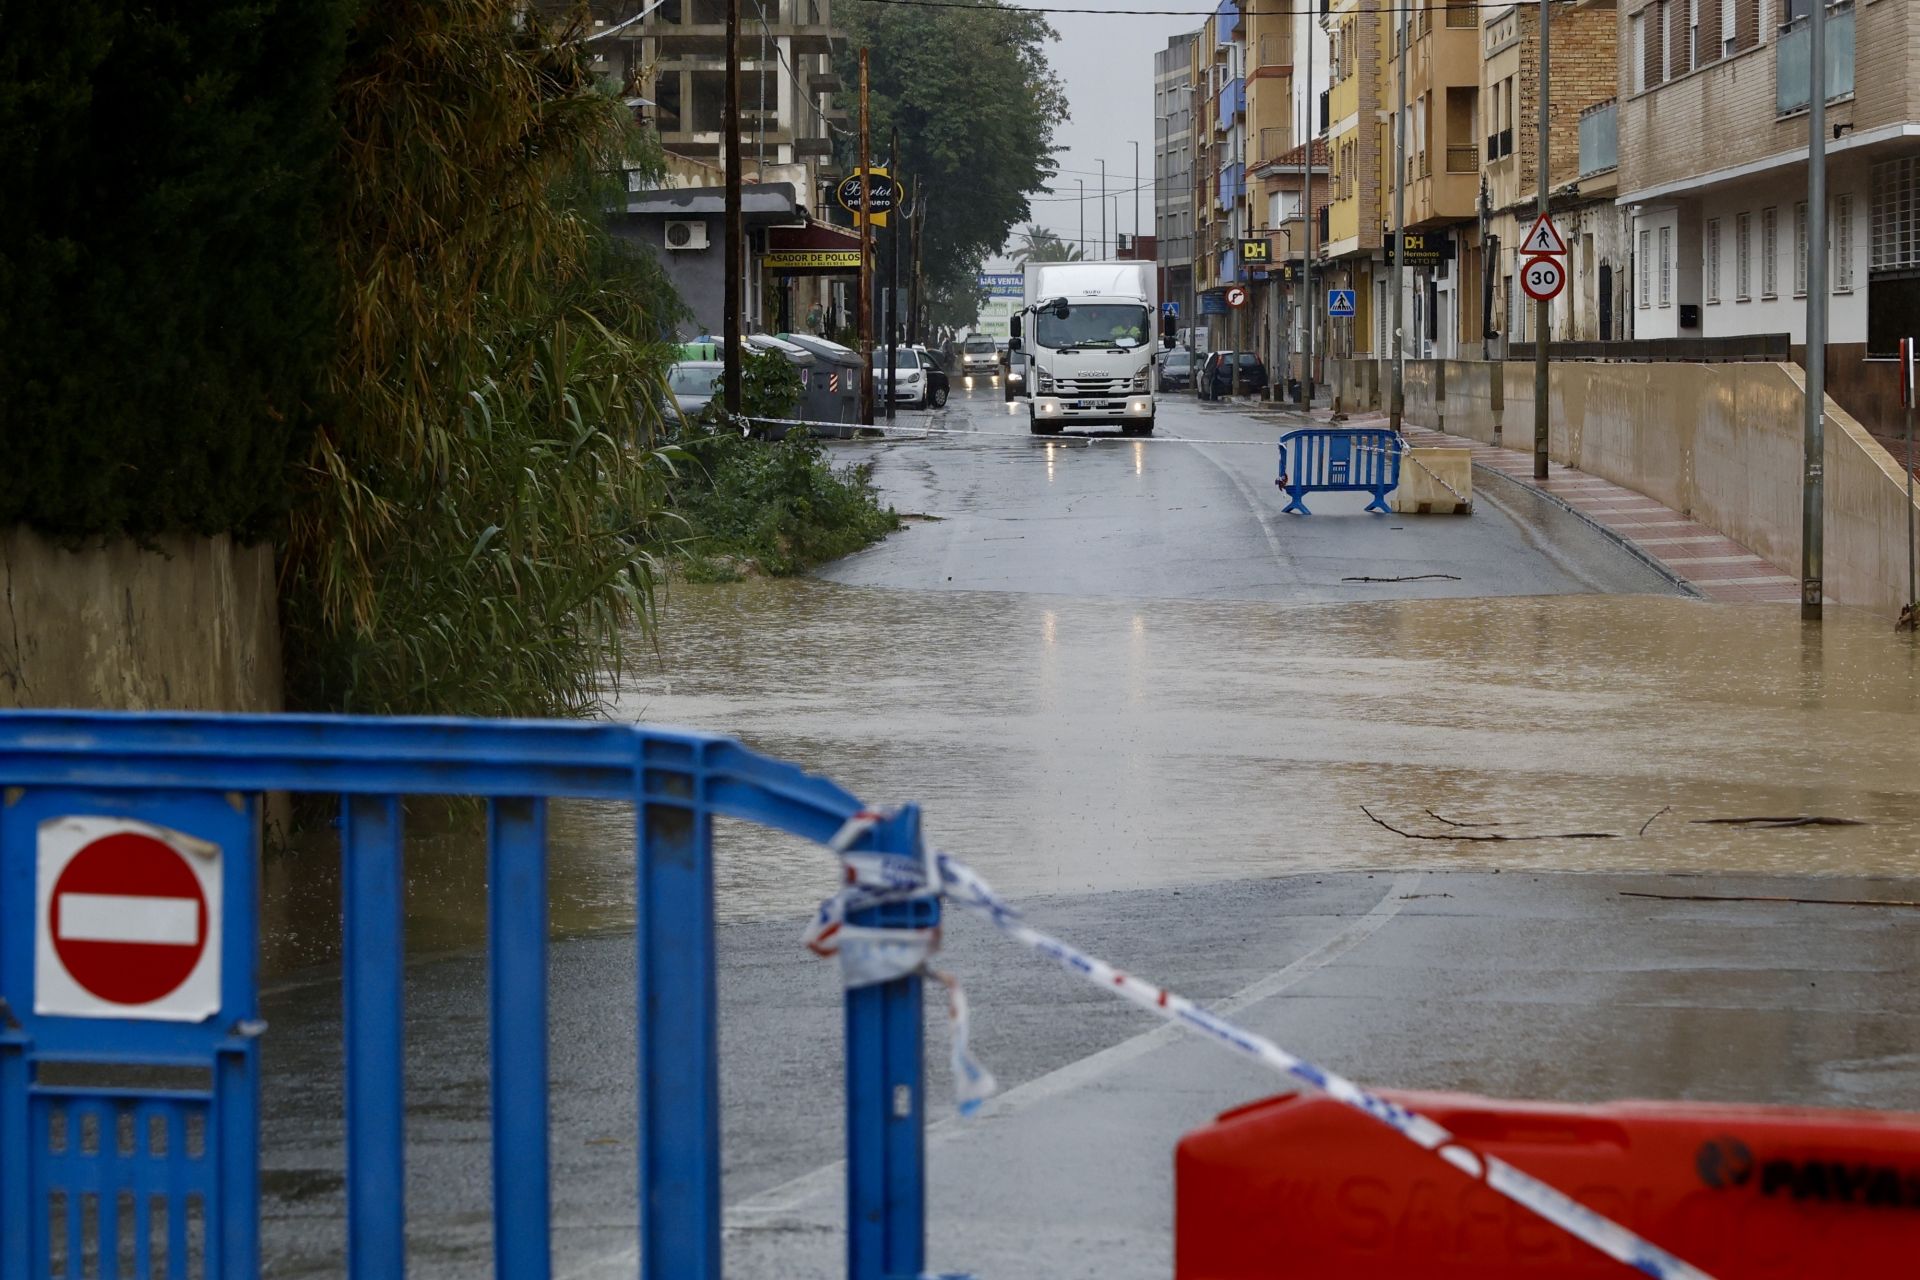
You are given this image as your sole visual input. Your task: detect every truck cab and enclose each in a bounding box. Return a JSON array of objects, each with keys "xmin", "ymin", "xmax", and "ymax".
[{"xmin": 1014, "ymin": 261, "xmax": 1158, "ymax": 436}]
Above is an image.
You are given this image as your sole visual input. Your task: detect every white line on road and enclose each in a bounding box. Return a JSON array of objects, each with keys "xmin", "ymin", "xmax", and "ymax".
[{"xmin": 554, "ymin": 874, "xmax": 1422, "ymax": 1280}]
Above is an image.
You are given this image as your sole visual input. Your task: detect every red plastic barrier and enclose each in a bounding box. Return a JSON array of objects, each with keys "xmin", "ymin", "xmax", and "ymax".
[{"xmin": 1175, "ymin": 1090, "xmax": 1920, "ymax": 1277}]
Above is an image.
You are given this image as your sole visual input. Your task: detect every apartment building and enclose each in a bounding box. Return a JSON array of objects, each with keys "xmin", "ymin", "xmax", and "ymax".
[
  {"xmin": 1483, "ymin": 1, "xmax": 1625, "ymax": 350},
  {"xmin": 1617, "ymin": 0, "xmax": 1919, "ymax": 369},
  {"xmin": 1193, "ymin": 1, "xmax": 1249, "ymax": 308},
  {"xmin": 1155, "ymin": 33, "xmax": 1200, "ymax": 328},
  {"xmin": 1382, "ymin": 1, "xmax": 1483, "ymax": 357},
  {"xmin": 583, "ymin": 0, "xmax": 852, "ymax": 336},
  {"xmin": 1322, "ymin": 0, "xmax": 1390, "ymax": 356}
]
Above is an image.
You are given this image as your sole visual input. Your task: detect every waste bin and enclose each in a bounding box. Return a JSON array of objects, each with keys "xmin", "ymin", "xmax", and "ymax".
[
  {"xmin": 743, "ymin": 334, "xmax": 813, "ymax": 438},
  {"xmin": 778, "ymin": 333, "xmax": 863, "ymax": 437}
]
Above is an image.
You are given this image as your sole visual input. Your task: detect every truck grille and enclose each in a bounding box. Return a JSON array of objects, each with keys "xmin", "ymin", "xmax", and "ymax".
[{"xmin": 1057, "ymin": 377, "xmax": 1129, "ymax": 397}]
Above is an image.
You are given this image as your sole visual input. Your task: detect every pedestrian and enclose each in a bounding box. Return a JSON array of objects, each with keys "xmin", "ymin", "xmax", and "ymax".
[{"xmin": 806, "ymin": 300, "xmax": 824, "ymax": 335}]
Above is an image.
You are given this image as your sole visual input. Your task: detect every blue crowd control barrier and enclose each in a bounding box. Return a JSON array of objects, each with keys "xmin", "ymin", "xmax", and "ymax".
[
  {"xmin": 1274, "ymin": 428, "xmax": 1401, "ymax": 515},
  {"xmin": 0, "ymin": 711, "xmax": 933, "ymax": 1280}
]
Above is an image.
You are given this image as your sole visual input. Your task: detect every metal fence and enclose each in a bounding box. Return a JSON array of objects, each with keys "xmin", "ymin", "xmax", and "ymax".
[{"xmin": 0, "ymin": 712, "xmax": 933, "ymax": 1280}]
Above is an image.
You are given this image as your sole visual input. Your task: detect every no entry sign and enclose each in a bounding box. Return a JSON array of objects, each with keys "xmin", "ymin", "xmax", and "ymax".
[{"xmin": 35, "ymin": 816, "xmax": 223, "ymax": 1021}]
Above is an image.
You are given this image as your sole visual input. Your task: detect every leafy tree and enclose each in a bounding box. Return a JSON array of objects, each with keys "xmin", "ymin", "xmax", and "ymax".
[
  {"xmin": 835, "ymin": 0, "xmax": 1066, "ymax": 332},
  {"xmin": 0, "ymin": 0, "xmax": 347, "ymax": 540},
  {"xmin": 1011, "ymin": 224, "xmax": 1084, "ymax": 266},
  {"xmin": 282, "ymin": 1, "xmax": 686, "ymax": 716}
]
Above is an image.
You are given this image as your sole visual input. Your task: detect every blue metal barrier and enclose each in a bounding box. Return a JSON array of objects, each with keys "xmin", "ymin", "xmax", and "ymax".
[
  {"xmin": 1274, "ymin": 428, "xmax": 1401, "ymax": 515},
  {"xmin": 0, "ymin": 711, "xmax": 932, "ymax": 1280}
]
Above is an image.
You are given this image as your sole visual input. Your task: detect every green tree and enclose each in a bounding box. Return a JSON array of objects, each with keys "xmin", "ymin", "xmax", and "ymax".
[
  {"xmin": 282, "ymin": 0, "xmax": 686, "ymax": 716},
  {"xmin": 1010, "ymin": 224, "xmax": 1083, "ymax": 266},
  {"xmin": 0, "ymin": 0, "xmax": 347, "ymax": 540},
  {"xmin": 836, "ymin": 0, "xmax": 1066, "ymax": 332}
]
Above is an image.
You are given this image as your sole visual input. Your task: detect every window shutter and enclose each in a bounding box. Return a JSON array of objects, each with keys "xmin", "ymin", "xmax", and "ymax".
[
  {"xmin": 1645, "ymin": 6, "xmax": 1665, "ymax": 86},
  {"xmin": 1669, "ymin": 0, "xmax": 1692, "ymax": 76}
]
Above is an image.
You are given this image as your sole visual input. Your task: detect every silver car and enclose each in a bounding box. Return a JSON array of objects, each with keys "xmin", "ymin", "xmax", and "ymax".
[
  {"xmin": 958, "ymin": 335, "xmax": 999, "ymax": 377},
  {"xmin": 666, "ymin": 361, "xmax": 723, "ymax": 416}
]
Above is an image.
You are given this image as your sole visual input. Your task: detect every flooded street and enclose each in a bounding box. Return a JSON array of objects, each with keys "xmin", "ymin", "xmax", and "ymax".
[
  {"xmin": 257, "ymin": 387, "xmax": 1920, "ymax": 1278},
  {"xmin": 626, "ymin": 579, "xmax": 1920, "ymax": 926}
]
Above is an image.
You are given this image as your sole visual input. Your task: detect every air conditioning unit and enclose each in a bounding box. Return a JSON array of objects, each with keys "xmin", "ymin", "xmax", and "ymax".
[{"xmin": 664, "ymin": 220, "xmax": 710, "ymax": 251}]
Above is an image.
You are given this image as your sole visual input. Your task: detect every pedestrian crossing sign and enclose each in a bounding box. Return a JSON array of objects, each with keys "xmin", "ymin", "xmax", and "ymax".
[
  {"xmin": 1521, "ymin": 212, "xmax": 1569, "ymax": 256},
  {"xmin": 1328, "ymin": 289, "xmax": 1357, "ymax": 318}
]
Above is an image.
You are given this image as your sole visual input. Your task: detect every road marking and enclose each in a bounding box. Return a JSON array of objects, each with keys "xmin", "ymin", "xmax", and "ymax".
[
  {"xmin": 717, "ymin": 874, "xmax": 1423, "ymax": 1234},
  {"xmin": 552, "ymin": 874, "xmax": 1422, "ymax": 1278}
]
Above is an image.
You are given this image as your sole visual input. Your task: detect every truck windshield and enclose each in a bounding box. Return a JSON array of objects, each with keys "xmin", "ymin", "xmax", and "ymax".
[{"xmin": 1035, "ymin": 304, "xmax": 1149, "ymax": 350}]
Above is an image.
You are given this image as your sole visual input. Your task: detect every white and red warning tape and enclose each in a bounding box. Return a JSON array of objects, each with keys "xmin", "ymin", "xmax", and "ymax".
[{"xmin": 808, "ymin": 809, "xmax": 1717, "ymax": 1280}]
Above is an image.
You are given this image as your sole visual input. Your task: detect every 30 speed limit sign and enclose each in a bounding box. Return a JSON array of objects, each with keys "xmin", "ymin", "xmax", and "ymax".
[{"xmin": 1521, "ymin": 254, "xmax": 1566, "ymax": 302}]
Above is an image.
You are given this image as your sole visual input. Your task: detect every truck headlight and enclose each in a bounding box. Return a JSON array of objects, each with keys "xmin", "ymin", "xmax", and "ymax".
[
  {"xmin": 1132, "ymin": 372, "xmax": 1149, "ymax": 391},
  {"xmin": 1035, "ymin": 371, "xmax": 1053, "ymax": 392}
]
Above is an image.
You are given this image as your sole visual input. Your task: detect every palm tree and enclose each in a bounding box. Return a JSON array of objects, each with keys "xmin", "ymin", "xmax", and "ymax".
[{"xmin": 1010, "ymin": 223, "xmax": 1083, "ymax": 266}]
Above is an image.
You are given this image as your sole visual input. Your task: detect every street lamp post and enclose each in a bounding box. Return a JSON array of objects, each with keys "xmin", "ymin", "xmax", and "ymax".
[
  {"xmin": 1132, "ymin": 139, "xmax": 1141, "ymax": 249},
  {"xmin": 1100, "ymin": 159, "xmax": 1108, "ymax": 257}
]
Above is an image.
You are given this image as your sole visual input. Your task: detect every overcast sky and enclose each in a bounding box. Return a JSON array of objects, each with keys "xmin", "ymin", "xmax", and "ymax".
[{"xmin": 988, "ymin": 8, "xmax": 1205, "ymax": 267}]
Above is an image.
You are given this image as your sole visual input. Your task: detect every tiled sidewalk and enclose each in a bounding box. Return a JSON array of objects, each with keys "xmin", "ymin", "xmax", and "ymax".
[{"xmin": 1258, "ymin": 406, "xmax": 1802, "ymax": 604}]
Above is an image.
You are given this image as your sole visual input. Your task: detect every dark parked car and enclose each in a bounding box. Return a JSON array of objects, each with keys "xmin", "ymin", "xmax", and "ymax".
[
  {"xmin": 913, "ymin": 345, "xmax": 952, "ymax": 408},
  {"xmin": 1198, "ymin": 351, "xmax": 1268, "ymax": 400},
  {"xmin": 1158, "ymin": 348, "xmax": 1195, "ymax": 391}
]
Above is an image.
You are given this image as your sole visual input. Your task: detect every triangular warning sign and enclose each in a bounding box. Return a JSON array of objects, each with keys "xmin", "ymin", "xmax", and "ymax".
[{"xmin": 1521, "ymin": 212, "xmax": 1568, "ymax": 256}]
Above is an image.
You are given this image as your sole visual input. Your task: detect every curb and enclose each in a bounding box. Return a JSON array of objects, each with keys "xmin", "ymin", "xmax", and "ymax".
[{"xmin": 1469, "ymin": 464, "xmax": 1703, "ymax": 598}]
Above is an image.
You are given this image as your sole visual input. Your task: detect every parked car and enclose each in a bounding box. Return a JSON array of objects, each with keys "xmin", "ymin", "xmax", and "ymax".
[
  {"xmin": 1197, "ymin": 351, "xmax": 1267, "ymax": 400},
  {"xmin": 912, "ymin": 344, "xmax": 952, "ymax": 407},
  {"xmin": 1158, "ymin": 348, "xmax": 1195, "ymax": 391},
  {"xmin": 957, "ymin": 333, "xmax": 1000, "ymax": 377},
  {"xmin": 666, "ymin": 360, "xmax": 723, "ymax": 416},
  {"xmin": 871, "ymin": 345, "xmax": 942, "ymax": 409},
  {"xmin": 1004, "ymin": 348, "xmax": 1027, "ymax": 401}
]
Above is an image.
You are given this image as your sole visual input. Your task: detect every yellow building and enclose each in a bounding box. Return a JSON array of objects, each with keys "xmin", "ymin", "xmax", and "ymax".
[{"xmin": 1321, "ymin": 0, "xmax": 1390, "ymax": 356}]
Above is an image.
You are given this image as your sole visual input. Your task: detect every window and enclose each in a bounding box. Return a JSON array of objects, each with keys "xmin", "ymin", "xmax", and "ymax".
[
  {"xmin": 1659, "ymin": 226, "xmax": 1673, "ymax": 307},
  {"xmin": 1722, "ymin": 0, "xmax": 1738, "ymax": 54},
  {"xmin": 1874, "ymin": 157, "xmax": 1920, "ymax": 271},
  {"xmin": 1632, "ymin": 14, "xmax": 1648, "ymax": 93},
  {"xmin": 1655, "ymin": 2, "xmax": 1670, "ymax": 82},
  {"xmin": 1761, "ymin": 207, "xmax": 1778, "ymax": 298},
  {"xmin": 1834, "ymin": 192, "xmax": 1855, "ymax": 292},
  {"xmin": 1736, "ymin": 212, "xmax": 1753, "ymax": 299},
  {"xmin": 1706, "ymin": 219, "xmax": 1721, "ymax": 302},
  {"xmin": 1794, "ymin": 202, "xmax": 1809, "ymax": 296},
  {"xmin": 1689, "ymin": 0, "xmax": 1700, "ymax": 67},
  {"xmin": 1639, "ymin": 229, "xmax": 1652, "ymax": 308}
]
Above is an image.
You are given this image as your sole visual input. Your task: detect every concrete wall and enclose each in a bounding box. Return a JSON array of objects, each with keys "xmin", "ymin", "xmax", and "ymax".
[
  {"xmin": 1, "ymin": 528, "xmax": 282, "ymax": 712},
  {"xmin": 1328, "ymin": 355, "xmax": 1920, "ymax": 612}
]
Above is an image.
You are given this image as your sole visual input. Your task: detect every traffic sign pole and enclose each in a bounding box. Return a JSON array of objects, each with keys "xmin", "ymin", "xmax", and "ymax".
[{"xmin": 1534, "ymin": 0, "xmax": 1551, "ymax": 480}]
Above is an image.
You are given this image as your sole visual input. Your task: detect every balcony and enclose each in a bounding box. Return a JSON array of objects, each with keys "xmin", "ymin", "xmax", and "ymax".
[
  {"xmin": 1255, "ymin": 33, "xmax": 1290, "ymax": 70},
  {"xmin": 1579, "ymin": 99, "xmax": 1617, "ymax": 177},
  {"xmin": 1776, "ymin": 6, "xmax": 1855, "ymax": 116},
  {"xmin": 1218, "ymin": 77, "xmax": 1245, "ymax": 132},
  {"xmin": 1446, "ymin": 143, "xmax": 1478, "ymax": 174},
  {"xmin": 1444, "ymin": 1, "xmax": 1476, "ymax": 28}
]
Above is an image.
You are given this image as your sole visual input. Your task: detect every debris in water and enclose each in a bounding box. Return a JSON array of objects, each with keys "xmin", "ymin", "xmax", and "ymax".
[
  {"xmin": 1689, "ymin": 816, "xmax": 1868, "ymax": 828},
  {"xmin": 1360, "ymin": 806, "xmax": 1618, "ymax": 842},
  {"xmin": 1621, "ymin": 891, "xmax": 1919, "ymax": 910}
]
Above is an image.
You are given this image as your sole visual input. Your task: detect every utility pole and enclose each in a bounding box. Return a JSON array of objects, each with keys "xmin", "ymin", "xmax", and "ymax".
[
  {"xmin": 857, "ymin": 49, "xmax": 873, "ymax": 426},
  {"xmin": 887, "ymin": 124, "xmax": 900, "ymax": 423},
  {"xmin": 1303, "ymin": 12, "xmax": 1316, "ymax": 412},
  {"xmin": 1389, "ymin": 1, "xmax": 1407, "ymax": 434},
  {"xmin": 1132, "ymin": 140, "xmax": 1141, "ymax": 249},
  {"xmin": 1533, "ymin": 0, "xmax": 1551, "ymax": 480},
  {"xmin": 1100, "ymin": 159, "xmax": 1108, "ymax": 257},
  {"xmin": 723, "ymin": 0, "xmax": 744, "ymax": 415},
  {"xmin": 910, "ymin": 183, "xmax": 925, "ymax": 344},
  {"xmin": 1078, "ymin": 179, "xmax": 1085, "ymax": 258},
  {"xmin": 1803, "ymin": 0, "xmax": 1828, "ymax": 618}
]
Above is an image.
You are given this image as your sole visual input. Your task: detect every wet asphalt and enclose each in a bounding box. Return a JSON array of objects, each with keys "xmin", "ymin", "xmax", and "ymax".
[{"xmin": 257, "ymin": 381, "xmax": 1920, "ymax": 1277}]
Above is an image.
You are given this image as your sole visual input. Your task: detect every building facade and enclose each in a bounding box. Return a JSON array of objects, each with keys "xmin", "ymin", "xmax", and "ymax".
[
  {"xmin": 1155, "ymin": 33, "xmax": 1200, "ymax": 333},
  {"xmin": 1618, "ymin": 0, "xmax": 1918, "ymax": 361},
  {"xmin": 580, "ymin": 0, "xmax": 853, "ymax": 339}
]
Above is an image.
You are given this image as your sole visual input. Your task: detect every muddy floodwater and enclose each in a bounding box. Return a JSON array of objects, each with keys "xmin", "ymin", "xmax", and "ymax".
[{"xmin": 265, "ymin": 578, "xmax": 1920, "ymax": 969}]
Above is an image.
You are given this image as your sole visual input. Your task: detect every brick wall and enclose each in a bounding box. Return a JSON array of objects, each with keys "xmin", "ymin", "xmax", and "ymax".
[
  {"xmin": 1508, "ymin": 5, "xmax": 1617, "ymax": 200},
  {"xmin": 1619, "ymin": 0, "xmax": 1917, "ymax": 200}
]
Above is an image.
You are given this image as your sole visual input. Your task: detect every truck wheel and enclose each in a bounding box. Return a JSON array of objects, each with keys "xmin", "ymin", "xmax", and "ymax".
[{"xmin": 1028, "ymin": 410, "xmax": 1059, "ymax": 436}]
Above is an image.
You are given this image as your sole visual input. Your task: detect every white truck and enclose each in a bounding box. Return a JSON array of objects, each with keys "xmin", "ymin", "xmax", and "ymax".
[{"xmin": 1011, "ymin": 260, "xmax": 1158, "ymax": 436}]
